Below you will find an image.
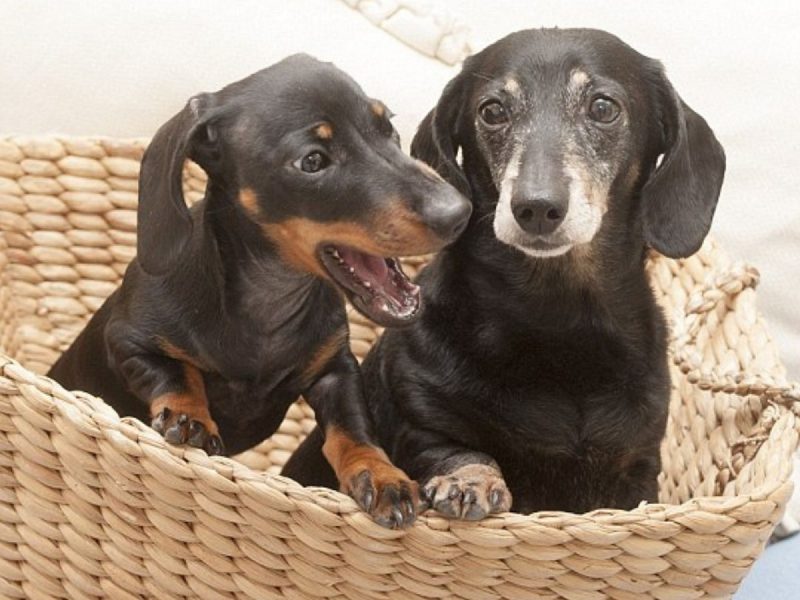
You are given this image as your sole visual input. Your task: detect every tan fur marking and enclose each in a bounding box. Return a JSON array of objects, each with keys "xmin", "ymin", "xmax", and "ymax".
[
  {"xmin": 238, "ymin": 187, "xmax": 261, "ymax": 219},
  {"xmin": 262, "ymin": 202, "xmax": 444, "ymax": 277},
  {"xmin": 150, "ymin": 363, "xmax": 218, "ymax": 435},
  {"xmin": 566, "ymin": 163, "xmax": 609, "ymax": 213},
  {"xmin": 374, "ymin": 203, "xmax": 441, "ymax": 252},
  {"xmin": 570, "ymin": 69, "xmax": 590, "ymax": 87},
  {"xmin": 624, "ymin": 163, "xmax": 642, "ymax": 190},
  {"xmin": 504, "ymin": 77, "xmax": 521, "ymax": 97},
  {"xmin": 315, "ymin": 123, "xmax": 333, "ymax": 139},
  {"xmin": 566, "ymin": 69, "xmax": 590, "ymax": 105},
  {"xmin": 323, "ymin": 426, "xmax": 401, "ymax": 491},
  {"xmin": 370, "ymin": 101, "xmax": 386, "ymax": 118},
  {"xmin": 156, "ymin": 336, "xmax": 205, "ymax": 369},
  {"xmin": 301, "ymin": 326, "xmax": 349, "ymax": 385},
  {"xmin": 262, "ymin": 219, "xmax": 376, "ymax": 277}
]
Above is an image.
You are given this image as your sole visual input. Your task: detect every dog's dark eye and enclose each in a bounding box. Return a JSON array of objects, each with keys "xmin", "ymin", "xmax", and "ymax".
[
  {"xmin": 479, "ymin": 100, "xmax": 509, "ymax": 126},
  {"xmin": 588, "ymin": 96, "xmax": 621, "ymax": 123},
  {"xmin": 297, "ymin": 151, "xmax": 330, "ymax": 173}
]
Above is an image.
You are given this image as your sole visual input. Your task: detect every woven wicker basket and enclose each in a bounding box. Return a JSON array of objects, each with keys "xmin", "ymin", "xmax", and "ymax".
[{"xmin": 0, "ymin": 135, "xmax": 798, "ymax": 600}]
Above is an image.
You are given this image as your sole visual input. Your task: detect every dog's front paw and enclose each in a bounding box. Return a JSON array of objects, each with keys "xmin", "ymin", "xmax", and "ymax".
[
  {"xmin": 422, "ymin": 463, "xmax": 512, "ymax": 520},
  {"xmin": 151, "ymin": 407, "xmax": 225, "ymax": 455},
  {"xmin": 342, "ymin": 461, "xmax": 419, "ymax": 529}
]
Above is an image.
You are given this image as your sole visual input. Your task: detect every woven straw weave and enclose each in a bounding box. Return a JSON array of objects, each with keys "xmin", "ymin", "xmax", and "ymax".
[{"xmin": 0, "ymin": 135, "xmax": 798, "ymax": 600}]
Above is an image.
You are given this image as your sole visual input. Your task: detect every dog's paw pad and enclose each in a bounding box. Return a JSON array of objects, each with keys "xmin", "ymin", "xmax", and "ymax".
[{"xmin": 423, "ymin": 463, "xmax": 511, "ymax": 520}]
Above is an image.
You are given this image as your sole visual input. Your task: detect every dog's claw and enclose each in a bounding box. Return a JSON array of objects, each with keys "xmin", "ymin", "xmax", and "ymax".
[
  {"xmin": 151, "ymin": 409, "xmax": 223, "ymax": 455},
  {"xmin": 187, "ymin": 419, "xmax": 208, "ymax": 447},
  {"xmin": 424, "ymin": 464, "xmax": 512, "ymax": 521},
  {"xmin": 151, "ymin": 408, "xmax": 170, "ymax": 434},
  {"xmin": 490, "ymin": 488, "xmax": 504, "ymax": 510},
  {"xmin": 205, "ymin": 434, "xmax": 225, "ymax": 456},
  {"xmin": 345, "ymin": 468, "xmax": 419, "ymax": 529},
  {"xmin": 164, "ymin": 417, "xmax": 188, "ymax": 444}
]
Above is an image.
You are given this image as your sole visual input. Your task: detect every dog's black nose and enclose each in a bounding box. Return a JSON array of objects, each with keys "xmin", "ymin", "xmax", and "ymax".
[
  {"xmin": 511, "ymin": 197, "xmax": 565, "ymax": 235},
  {"xmin": 421, "ymin": 187, "xmax": 472, "ymax": 241}
]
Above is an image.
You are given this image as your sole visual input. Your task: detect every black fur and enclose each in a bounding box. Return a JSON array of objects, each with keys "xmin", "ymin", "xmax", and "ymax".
[
  {"xmin": 283, "ymin": 30, "xmax": 725, "ymax": 516},
  {"xmin": 48, "ymin": 55, "xmax": 471, "ymax": 528}
]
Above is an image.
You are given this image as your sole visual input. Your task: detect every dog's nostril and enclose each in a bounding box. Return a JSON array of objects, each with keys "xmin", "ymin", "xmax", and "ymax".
[
  {"xmin": 518, "ymin": 208, "xmax": 534, "ymax": 222},
  {"xmin": 511, "ymin": 197, "xmax": 566, "ymax": 235},
  {"xmin": 545, "ymin": 207, "xmax": 562, "ymax": 221}
]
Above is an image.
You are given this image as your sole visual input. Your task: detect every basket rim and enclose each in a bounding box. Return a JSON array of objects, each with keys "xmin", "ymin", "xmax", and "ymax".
[{"xmin": 1, "ymin": 354, "xmax": 796, "ymax": 538}]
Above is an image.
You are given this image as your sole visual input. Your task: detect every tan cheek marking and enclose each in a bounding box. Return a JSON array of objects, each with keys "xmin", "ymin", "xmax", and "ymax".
[
  {"xmin": 316, "ymin": 123, "xmax": 333, "ymax": 140},
  {"xmin": 261, "ymin": 218, "xmax": 385, "ymax": 278},
  {"xmin": 370, "ymin": 101, "xmax": 385, "ymax": 118},
  {"xmin": 261, "ymin": 198, "xmax": 448, "ymax": 277},
  {"xmin": 374, "ymin": 201, "xmax": 445, "ymax": 255},
  {"xmin": 564, "ymin": 156, "xmax": 610, "ymax": 214},
  {"xmin": 624, "ymin": 163, "xmax": 641, "ymax": 191},
  {"xmin": 238, "ymin": 187, "xmax": 262, "ymax": 219}
]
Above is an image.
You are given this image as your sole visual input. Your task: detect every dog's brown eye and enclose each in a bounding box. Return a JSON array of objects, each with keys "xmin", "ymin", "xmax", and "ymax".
[
  {"xmin": 588, "ymin": 96, "xmax": 620, "ymax": 123},
  {"xmin": 479, "ymin": 100, "xmax": 509, "ymax": 126},
  {"xmin": 298, "ymin": 151, "xmax": 330, "ymax": 173}
]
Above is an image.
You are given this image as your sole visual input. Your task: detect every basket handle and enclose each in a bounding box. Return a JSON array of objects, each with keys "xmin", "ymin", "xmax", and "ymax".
[{"xmin": 670, "ymin": 260, "xmax": 800, "ymax": 427}]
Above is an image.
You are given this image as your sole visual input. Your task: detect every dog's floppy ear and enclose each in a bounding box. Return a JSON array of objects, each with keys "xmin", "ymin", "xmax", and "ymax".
[
  {"xmin": 411, "ymin": 74, "xmax": 470, "ymax": 197},
  {"xmin": 641, "ymin": 70, "xmax": 726, "ymax": 258},
  {"xmin": 137, "ymin": 94, "xmax": 219, "ymax": 275}
]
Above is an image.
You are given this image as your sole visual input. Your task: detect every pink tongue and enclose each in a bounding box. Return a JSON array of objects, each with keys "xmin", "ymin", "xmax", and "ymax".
[{"xmin": 338, "ymin": 247, "xmax": 390, "ymax": 285}]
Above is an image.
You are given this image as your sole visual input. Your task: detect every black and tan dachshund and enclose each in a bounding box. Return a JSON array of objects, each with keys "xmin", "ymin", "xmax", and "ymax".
[
  {"xmin": 283, "ymin": 29, "xmax": 725, "ymax": 519},
  {"xmin": 48, "ymin": 55, "xmax": 472, "ymax": 528}
]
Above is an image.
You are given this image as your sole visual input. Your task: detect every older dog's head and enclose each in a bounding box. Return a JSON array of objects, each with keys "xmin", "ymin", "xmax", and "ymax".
[
  {"xmin": 137, "ymin": 54, "xmax": 471, "ymax": 326},
  {"xmin": 412, "ymin": 29, "xmax": 725, "ymax": 260}
]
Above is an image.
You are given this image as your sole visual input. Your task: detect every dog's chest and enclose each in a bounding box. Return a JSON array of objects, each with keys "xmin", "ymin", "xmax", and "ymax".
[
  {"xmin": 463, "ymin": 327, "xmax": 661, "ymax": 455},
  {"xmin": 198, "ymin": 305, "xmax": 347, "ymax": 453}
]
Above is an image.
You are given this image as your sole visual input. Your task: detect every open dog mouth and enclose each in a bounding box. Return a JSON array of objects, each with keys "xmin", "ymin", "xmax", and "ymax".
[{"xmin": 318, "ymin": 245, "xmax": 421, "ymax": 327}]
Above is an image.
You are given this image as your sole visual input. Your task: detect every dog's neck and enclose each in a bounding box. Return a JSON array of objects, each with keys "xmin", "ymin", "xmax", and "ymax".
[{"xmin": 192, "ymin": 185, "xmax": 337, "ymax": 327}]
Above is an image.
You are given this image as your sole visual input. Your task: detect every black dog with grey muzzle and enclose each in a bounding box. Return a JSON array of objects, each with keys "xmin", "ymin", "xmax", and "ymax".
[{"xmin": 283, "ymin": 29, "xmax": 725, "ymax": 518}]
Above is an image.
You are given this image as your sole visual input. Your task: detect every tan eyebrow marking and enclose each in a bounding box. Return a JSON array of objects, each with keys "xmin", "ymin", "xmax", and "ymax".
[
  {"xmin": 504, "ymin": 77, "xmax": 521, "ymax": 97},
  {"xmin": 370, "ymin": 101, "xmax": 386, "ymax": 118},
  {"xmin": 569, "ymin": 69, "xmax": 590, "ymax": 90},
  {"xmin": 315, "ymin": 123, "xmax": 333, "ymax": 139}
]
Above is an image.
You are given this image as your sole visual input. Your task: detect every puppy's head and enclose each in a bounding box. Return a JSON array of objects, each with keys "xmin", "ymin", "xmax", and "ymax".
[
  {"xmin": 412, "ymin": 29, "xmax": 725, "ymax": 260},
  {"xmin": 137, "ymin": 54, "xmax": 471, "ymax": 327}
]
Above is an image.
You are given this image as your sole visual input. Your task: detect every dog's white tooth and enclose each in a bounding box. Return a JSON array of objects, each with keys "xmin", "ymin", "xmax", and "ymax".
[
  {"xmin": 348, "ymin": 267, "xmax": 355, "ymax": 274},
  {"xmin": 363, "ymin": 281, "xmax": 372, "ymax": 288}
]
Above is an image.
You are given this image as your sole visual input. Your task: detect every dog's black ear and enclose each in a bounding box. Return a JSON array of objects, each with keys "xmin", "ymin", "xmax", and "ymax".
[
  {"xmin": 411, "ymin": 74, "xmax": 470, "ymax": 197},
  {"xmin": 137, "ymin": 94, "xmax": 219, "ymax": 275},
  {"xmin": 641, "ymin": 71, "xmax": 726, "ymax": 258}
]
